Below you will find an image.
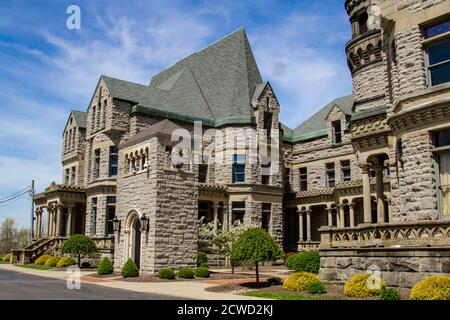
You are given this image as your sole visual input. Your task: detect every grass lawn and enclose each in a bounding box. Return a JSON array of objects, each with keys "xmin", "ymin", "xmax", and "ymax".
[
  {"xmin": 242, "ymin": 291, "xmax": 339, "ymax": 300},
  {"xmin": 16, "ymin": 264, "xmax": 52, "ymax": 270}
]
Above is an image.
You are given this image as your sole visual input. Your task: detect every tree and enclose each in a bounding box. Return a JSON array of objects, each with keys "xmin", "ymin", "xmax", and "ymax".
[
  {"xmin": 230, "ymin": 228, "xmax": 283, "ymax": 283},
  {"xmin": 0, "ymin": 218, "xmax": 31, "ymax": 254},
  {"xmin": 61, "ymin": 234, "xmax": 97, "ymax": 267}
]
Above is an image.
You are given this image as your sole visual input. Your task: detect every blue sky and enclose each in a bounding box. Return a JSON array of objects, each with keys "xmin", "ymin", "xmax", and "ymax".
[{"xmin": 0, "ymin": 0, "xmax": 352, "ymax": 228}]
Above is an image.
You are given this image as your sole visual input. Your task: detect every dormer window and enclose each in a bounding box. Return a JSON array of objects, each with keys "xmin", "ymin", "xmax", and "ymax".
[
  {"xmin": 263, "ymin": 112, "xmax": 273, "ymax": 137},
  {"xmin": 332, "ymin": 120, "xmax": 342, "ymax": 144}
]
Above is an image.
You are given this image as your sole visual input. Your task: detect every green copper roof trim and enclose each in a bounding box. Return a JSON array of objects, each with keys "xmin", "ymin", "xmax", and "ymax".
[
  {"xmin": 132, "ymin": 105, "xmax": 255, "ymax": 127},
  {"xmin": 283, "ymin": 128, "xmax": 328, "ymax": 143}
]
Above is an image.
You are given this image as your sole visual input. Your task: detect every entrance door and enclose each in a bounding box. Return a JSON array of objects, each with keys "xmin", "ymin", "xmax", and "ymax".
[
  {"xmin": 131, "ymin": 219, "xmax": 141, "ymax": 269},
  {"xmin": 440, "ymin": 152, "xmax": 450, "ymax": 218}
]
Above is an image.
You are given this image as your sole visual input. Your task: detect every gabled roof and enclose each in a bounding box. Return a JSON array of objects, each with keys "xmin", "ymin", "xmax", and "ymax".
[
  {"xmin": 100, "ymin": 28, "xmax": 263, "ymax": 127},
  {"xmin": 72, "ymin": 111, "xmax": 87, "ymax": 128},
  {"xmin": 120, "ymin": 119, "xmax": 183, "ymax": 149},
  {"xmin": 283, "ymin": 95, "xmax": 353, "ymax": 143}
]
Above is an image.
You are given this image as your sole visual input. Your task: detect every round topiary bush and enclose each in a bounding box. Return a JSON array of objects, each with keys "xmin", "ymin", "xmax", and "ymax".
[
  {"xmin": 410, "ymin": 275, "xmax": 450, "ymax": 300},
  {"xmin": 307, "ymin": 281, "xmax": 327, "ymax": 294},
  {"xmin": 56, "ymin": 256, "xmax": 76, "ymax": 268},
  {"xmin": 177, "ymin": 267, "xmax": 195, "ymax": 279},
  {"xmin": 35, "ymin": 255, "xmax": 51, "ymax": 265},
  {"xmin": 380, "ymin": 288, "xmax": 401, "ymax": 300},
  {"xmin": 158, "ymin": 268, "xmax": 176, "ymax": 280},
  {"xmin": 197, "ymin": 251, "xmax": 208, "ymax": 267},
  {"xmin": 44, "ymin": 256, "xmax": 61, "ymax": 267},
  {"xmin": 286, "ymin": 251, "xmax": 320, "ymax": 274},
  {"xmin": 199, "ymin": 263, "xmax": 209, "ymax": 268},
  {"xmin": 195, "ymin": 267, "xmax": 210, "ymax": 278},
  {"xmin": 122, "ymin": 259, "xmax": 139, "ymax": 278},
  {"xmin": 282, "ymin": 272, "xmax": 322, "ymax": 291},
  {"xmin": 344, "ymin": 273, "xmax": 386, "ymax": 298},
  {"xmin": 97, "ymin": 257, "xmax": 114, "ymax": 275},
  {"xmin": 3, "ymin": 253, "xmax": 11, "ymax": 263}
]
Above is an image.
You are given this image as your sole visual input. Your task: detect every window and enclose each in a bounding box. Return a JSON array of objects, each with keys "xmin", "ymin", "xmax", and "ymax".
[
  {"xmin": 262, "ymin": 203, "xmax": 271, "ymax": 231},
  {"xmin": 199, "ymin": 164, "xmax": 208, "ymax": 183},
  {"xmin": 91, "ymin": 198, "xmax": 97, "ymax": 235},
  {"xmin": 285, "ymin": 168, "xmax": 291, "ymax": 185},
  {"xmin": 65, "ymin": 168, "xmax": 70, "ymax": 185},
  {"xmin": 232, "ymin": 154, "xmax": 246, "ymax": 183},
  {"xmin": 299, "ymin": 167, "xmax": 308, "ymax": 191},
  {"xmin": 332, "ymin": 120, "xmax": 342, "ymax": 144},
  {"xmin": 91, "ymin": 106, "xmax": 96, "ymax": 131},
  {"xmin": 424, "ymin": 20, "xmax": 450, "ymax": 39},
  {"xmin": 263, "ymin": 112, "xmax": 273, "ymax": 137},
  {"xmin": 232, "ymin": 202, "xmax": 245, "ymax": 225},
  {"xmin": 326, "ymin": 163, "xmax": 336, "ymax": 188},
  {"xmin": 261, "ymin": 157, "xmax": 271, "ymax": 185},
  {"xmin": 94, "ymin": 149, "xmax": 100, "ymax": 179},
  {"xmin": 358, "ymin": 12, "xmax": 368, "ymax": 35},
  {"xmin": 341, "ymin": 160, "xmax": 351, "ymax": 181},
  {"xmin": 71, "ymin": 167, "xmax": 76, "ymax": 185},
  {"xmin": 426, "ymin": 37, "xmax": 450, "ymax": 86},
  {"xmin": 435, "ymin": 129, "xmax": 450, "ymax": 147},
  {"xmin": 109, "ymin": 146, "xmax": 118, "ymax": 176},
  {"xmin": 105, "ymin": 196, "xmax": 116, "ymax": 236}
]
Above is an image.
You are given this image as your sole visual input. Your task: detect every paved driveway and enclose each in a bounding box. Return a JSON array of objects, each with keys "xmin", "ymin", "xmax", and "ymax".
[{"xmin": 0, "ymin": 268, "xmax": 184, "ymax": 300}]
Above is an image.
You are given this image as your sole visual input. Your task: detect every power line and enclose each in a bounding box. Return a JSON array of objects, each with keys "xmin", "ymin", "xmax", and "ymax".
[
  {"xmin": 0, "ymin": 186, "xmax": 32, "ymax": 202},
  {"xmin": 0, "ymin": 189, "xmax": 30, "ymax": 205}
]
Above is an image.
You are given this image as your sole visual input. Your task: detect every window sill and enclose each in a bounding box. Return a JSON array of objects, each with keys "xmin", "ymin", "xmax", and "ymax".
[{"xmin": 422, "ymin": 30, "xmax": 450, "ymax": 46}]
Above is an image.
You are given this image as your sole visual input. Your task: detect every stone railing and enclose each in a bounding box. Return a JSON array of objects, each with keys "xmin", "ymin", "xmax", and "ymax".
[
  {"xmin": 298, "ymin": 241, "xmax": 320, "ymax": 251},
  {"xmin": 319, "ymin": 220, "xmax": 450, "ymax": 249}
]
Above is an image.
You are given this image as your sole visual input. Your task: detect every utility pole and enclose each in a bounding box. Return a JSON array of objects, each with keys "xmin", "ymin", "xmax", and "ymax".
[{"xmin": 30, "ymin": 180, "xmax": 35, "ymax": 242}]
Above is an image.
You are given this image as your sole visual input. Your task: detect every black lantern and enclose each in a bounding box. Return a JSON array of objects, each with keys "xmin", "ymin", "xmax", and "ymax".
[
  {"xmin": 112, "ymin": 216, "xmax": 121, "ymax": 232},
  {"xmin": 140, "ymin": 213, "xmax": 149, "ymax": 232}
]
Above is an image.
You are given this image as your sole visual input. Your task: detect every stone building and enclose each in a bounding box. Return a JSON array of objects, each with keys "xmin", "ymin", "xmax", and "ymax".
[{"xmin": 14, "ymin": 0, "xmax": 450, "ymax": 286}]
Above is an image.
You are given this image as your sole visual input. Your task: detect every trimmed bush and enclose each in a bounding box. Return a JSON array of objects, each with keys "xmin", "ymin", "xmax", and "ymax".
[
  {"xmin": 380, "ymin": 288, "xmax": 401, "ymax": 300},
  {"xmin": 122, "ymin": 259, "xmax": 139, "ymax": 278},
  {"xmin": 56, "ymin": 256, "xmax": 76, "ymax": 268},
  {"xmin": 0, "ymin": 257, "xmax": 3, "ymax": 262},
  {"xmin": 410, "ymin": 275, "xmax": 450, "ymax": 300},
  {"xmin": 307, "ymin": 282, "xmax": 327, "ymax": 294},
  {"xmin": 195, "ymin": 267, "xmax": 210, "ymax": 278},
  {"xmin": 344, "ymin": 274, "xmax": 386, "ymax": 298},
  {"xmin": 158, "ymin": 268, "xmax": 176, "ymax": 280},
  {"xmin": 286, "ymin": 251, "xmax": 320, "ymax": 274},
  {"xmin": 197, "ymin": 251, "xmax": 208, "ymax": 267},
  {"xmin": 61, "ymin": 234, "xmax": 97, "ymax": 267},
  {"xmin": 3, "ymin": 253, "xmax": 12, "ymax": 263},
  {"xmin": 44, "ymin": 256, "xmax": 61, "ymax": 267},
  {"xmin": 177, "ymin": 267, "xmax": 195, "ymax": 279},
  {"xmin": 199, "ymin": 263, "xmax": 209, "ymax": 268},
  {"xmin": 35, "ymin": 255, "xmax": 51, "ymax": 265},
  {"xmin": 282, "ymin": 272, "xmax": 322, "ymax": 291},
  {"xmin": 97, "ymin": 257, "xmax": 114, "ymax": 275}
]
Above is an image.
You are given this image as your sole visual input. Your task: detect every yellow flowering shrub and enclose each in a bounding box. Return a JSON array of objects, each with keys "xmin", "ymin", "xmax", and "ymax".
[
  {"xmin": 344, "ymin": 273, "xmax": 386, "ymax": 298},
  {"xmin": 3, "ymin": 253, "xmax": 11, "ymax": 263},
  {"xmin": 35, "ymin": 255, "xmax": 51, "ymax": 265},
  {"xmin": 282, "ymin": 272, "xmax": 322, "ymax": 291},
  {"xmin": 56, "ymin": 256, "xmax": 76, "ymax": 268},
  {"xmin": 44, "ymin": 256, "xmax": 61, "ymax": 267},
  {"xmin": 410, "ymin": 275, "xmax": 450, "ymax": 300}
]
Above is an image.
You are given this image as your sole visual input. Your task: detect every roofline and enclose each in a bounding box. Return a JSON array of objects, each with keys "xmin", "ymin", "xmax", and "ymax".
[
  {"xmin": 282, "ymin": 128, "xmax": 328, "ymax": 143},
  {"xmin": 62, "ymin": 110, "xmax": 86, "ymax": 136}
]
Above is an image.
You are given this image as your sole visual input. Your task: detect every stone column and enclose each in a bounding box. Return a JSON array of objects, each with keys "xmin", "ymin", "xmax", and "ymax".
[
  {"xmin": 212, "ymin": 202, "xmax": 219, "ymax": 234},
  {"xmin": 56, "ymin": 205, "xmax": 62, "ymax": 236},
  {"xmin": 362, "ymin": 165, "xmax": 372, "ymax": 224},
  {"xmin": 223, "ymin": 202, "xmax": 229, "ymax": 231},
  {"xmin": 46, "ymin": 208, "xmax": 51, "ymax": 236},
  {"xmin": 387, "ymin": 198, "xmax": 393, "ymax": 223},
  {"xmin": 374, "ymin": 165, "xmax": 385, "ymax": 223},
  {"xmin": 49, "ymin": 208, "xmax": 54, "ymax": 236},
  {"xmin": 298, "ymin": 210, "xmax": 304, "ymax": 242},
  {"xmin": 339, "ymin": 204, "xmax": 345, "ymax": 228},
  {"xmin": 36, "ymin": 209, "xmax": 42, "ymax": 237},
  {"xmin": 349, "ymin": 203, "xmax": 356, "ymax": 228},
  {"xmin": 327, "ymin": 207, "xmax": 333, "ymax": 227},
  {"xmin": 306, "ymin": 209, "xmax": 311, "ymax": 241},
  {"xmin": 67, "ymin": 206, "xmax": 73, "ymax": 236}
]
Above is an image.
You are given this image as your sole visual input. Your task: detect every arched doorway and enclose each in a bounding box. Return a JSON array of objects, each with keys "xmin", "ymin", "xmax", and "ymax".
[{"xmin": 125, "ymin": 210, "xmax": 142, "ymax": 270}]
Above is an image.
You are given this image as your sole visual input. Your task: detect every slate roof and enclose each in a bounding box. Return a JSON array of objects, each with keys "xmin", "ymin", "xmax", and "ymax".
[
  {"xmin": 101, "ymin": 28, "xmax": 263, "ymax": 126},
  {"xmin": 72, "ymin": 111, "xmax": 87, "ymax": 128},
  {"xmin": 120, "ymin": 119, "xmax": 182, "ymax": 149}
]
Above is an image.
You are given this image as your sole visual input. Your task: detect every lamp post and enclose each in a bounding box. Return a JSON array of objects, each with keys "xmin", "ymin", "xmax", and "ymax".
[
  {"xmin": 140, "ymin": 214, "xmax": 149, "ymax": 232},
  {"xmin": 112, "ymin": 216, "xmax": 121, "ymax": 233}
]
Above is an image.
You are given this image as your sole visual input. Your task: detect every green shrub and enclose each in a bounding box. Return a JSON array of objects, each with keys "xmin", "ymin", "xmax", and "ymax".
[
  {"xmin": 195, "ymin": 267, "xmax": 210, "ymax": 278},
  {"xmin": 81, "ymin": 261, "xmax": 91, "ymax": 268},
  {"xmin": 35, "ymin": 255, "xmax": 51, "ymax": 265},
  {"xmin": 61, "ymin": 234, "xmax": 97, "ymax": 267},
  {"xmin": 283, "ymin": 272, "xmax": 322, "ymax": 291},
  {"xmin": 3, "ymin": 253, "xmax": 12, "ymax": 263},
  {"xmin": 197, "ymin": 251, "xmax": 208, "ymax": 267},
  {"xmin": 44, "ymin": 256, "xmax": 61, "ymax": 267},
  {"xmin": 97, "ymin": 257, "xmax": 114, "ymax": 275},
  {"xmin": 307, "ymin": 282, "xmax": 327, "ymax": 294},
  {"xmin": 410, "ymin": 275, "xmax": 450, "ymax": 300},
  {"xmin": 344, "ymin": 274, "xmax": 386, "ymax": 298},
  {"xmin": 199, "ymin": 262, "xmax": 209, "ymax": 268},
  {"xmin": 122, "ymin": 259, "xmax": 139, "ymax": 278},
  {"xmin": 158, "ymin": 268, "xmax": 176, "ymax": 280},
  {"xmin": 286, "ymin": 251, "xmax": 320, "ymax": 274},
  {"xmin": 380, "ymin": 288, "xmax": 401, "ymax": 300},
  {"xmin": 0, "ymin": 257, "xmax": 3, "ymax": 262},
  {"xmin": 177, "ymin": 267, "xmax": 195, "ymax": 279},
  {"xmin": 56, "ymin": 256, "xmax": 76, "ymax": 268}
]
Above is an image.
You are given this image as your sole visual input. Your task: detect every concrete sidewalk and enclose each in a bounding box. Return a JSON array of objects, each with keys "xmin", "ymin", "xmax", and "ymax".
[{"xmin": 0, "ymin": 264, "xmax": 263, "ymax": 300}]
